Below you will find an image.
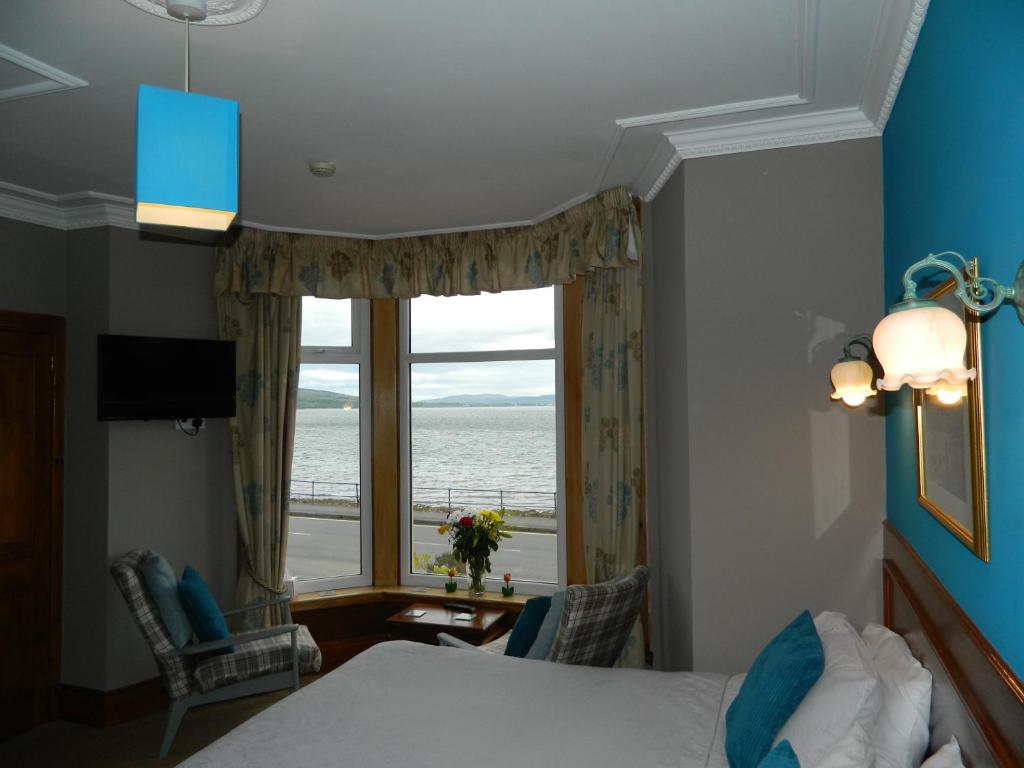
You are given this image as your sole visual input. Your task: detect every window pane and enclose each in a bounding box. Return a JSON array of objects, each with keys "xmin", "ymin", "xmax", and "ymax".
[
  {"xmin": 410, "ymin": 288, "xmax": 554, "ymax": 352},
  {"xmin": 287, "ymin": 364, "xmax": 361, "ymax": 581},
  {"xmin": 409, "ymin": 360, "xmax": 557, "ymax": 584},
  {"xmin": 301, "ymin": 297, "xmax": 352, "ymax": 348}
]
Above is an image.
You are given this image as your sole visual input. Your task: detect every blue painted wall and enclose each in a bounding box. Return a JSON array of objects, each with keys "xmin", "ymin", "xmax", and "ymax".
[{"xmin": 884, "ymin": 0, "xmax": 1024, "ymax": 676}]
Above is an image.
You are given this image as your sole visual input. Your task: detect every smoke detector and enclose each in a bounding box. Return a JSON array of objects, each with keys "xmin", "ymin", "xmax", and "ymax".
[
  {"xmin": 309, "ymin": 161, "xmax": 337, "ymax": 179},
  {"xmin": 122, "ymin": 0, "xmax": 267, "ymax": 25}
]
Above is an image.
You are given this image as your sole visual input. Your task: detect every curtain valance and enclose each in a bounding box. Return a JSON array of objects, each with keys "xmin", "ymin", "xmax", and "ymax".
[{"xmin": 215, "ymin": 187, "xmax": 639, "ymax": 298}]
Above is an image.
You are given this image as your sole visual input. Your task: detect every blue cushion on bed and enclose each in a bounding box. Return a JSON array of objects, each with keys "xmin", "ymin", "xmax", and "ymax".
[
  {"xmin": 525, "ymin": 590, "xmax": 564, "ymax": 659},
  {"xmin": 504, "ymin": 596, "xmax": 551, "ymax": 658},
  {"xmin": 725, "ymin": 611, "xmax": 823, "ymax": 768},
  {"xmin": 756, "ymin": 741, "xmax": 800, "ymax": 768},
  {"xmin": 141, "ymin": 553, "xmax": 192, "ymax": 648},
  {"xmin": 178, "ymin": 565, "xmax": 233, "ymax": 654}
]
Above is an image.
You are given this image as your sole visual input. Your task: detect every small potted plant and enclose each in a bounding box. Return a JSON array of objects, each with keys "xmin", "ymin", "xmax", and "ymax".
[
  {"xmin": 444, "ymin": 568, "xmax": 458, "ymax": 593},
  {"xmin": 502, "ymin": 572, "xmax": 514, "ymax": 597}
]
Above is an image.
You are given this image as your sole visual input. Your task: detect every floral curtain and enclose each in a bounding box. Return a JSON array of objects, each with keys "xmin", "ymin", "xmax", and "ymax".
[
  {"xmin": 215, "ymin": 187, "xmax": 638, "ymax": 299},
  {"xmin": 581, "ymin": 265, "xmax": 646, "ymax": 668},
  {"xmin": 216, "ymin": 292, "xmax": 301, "ymax": 626},
  {"xmin": 215, "ymin": 186, "xmax": 646, "ymax": 652}
]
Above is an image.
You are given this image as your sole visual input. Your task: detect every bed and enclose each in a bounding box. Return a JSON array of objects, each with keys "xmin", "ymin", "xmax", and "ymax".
[
  {"xmin": 180, "ymin": 523, "xmax": 1024, "ymax": 768},
  {"xmin": 179, "ymin": 640, "xmax": 744, "ymax": 768}
]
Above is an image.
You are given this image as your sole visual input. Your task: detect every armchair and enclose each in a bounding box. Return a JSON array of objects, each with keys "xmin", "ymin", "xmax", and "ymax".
[
  {"xmin": 438, "ymin": 565, "xmax": 649, "ymax": 667},
  {"xmin": 110, "ymin": 550, "xmax": 322, "ymax": 758}
]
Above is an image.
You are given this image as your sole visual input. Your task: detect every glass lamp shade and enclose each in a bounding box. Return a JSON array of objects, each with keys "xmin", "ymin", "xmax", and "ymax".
[
  {"xmin": 830, "ymin": 359, "xmax": 877, "ymax": 407},
  {"xmin": 135, "ymin": 85, "xmax": 239, "ymax": 231},
  {"xmin": 872, "ymin": 303, "xmax": 976, "ymax": 391}
]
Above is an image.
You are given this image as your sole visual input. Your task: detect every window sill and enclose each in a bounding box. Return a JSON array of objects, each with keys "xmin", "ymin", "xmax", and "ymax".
[{"xmin": 289, "ymin": 584, "xmax": 531, "ymax": 614}]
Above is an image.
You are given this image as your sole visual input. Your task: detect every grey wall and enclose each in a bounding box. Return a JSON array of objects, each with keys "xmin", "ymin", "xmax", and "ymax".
[
  {"xmin": 0, "ymin": 218, "xmax": 68, "ymax": 317},
  {"xmin": 650, "ymin": 138, "xmax": 885, "ymax": 673},
  {"xmin": 0, "ymin": 219, "xmax": 236, "ymax": 690},
  {"xmin": 63, "ymin": 228, "xmax": 112, "ymax": 689},
  {"xmin": 104, "ymin": 229, "xmax": 236, "ymax": 689},
  {"xmin": 648, "ymin": 171, "xmax": 693, "ymax": 672}
]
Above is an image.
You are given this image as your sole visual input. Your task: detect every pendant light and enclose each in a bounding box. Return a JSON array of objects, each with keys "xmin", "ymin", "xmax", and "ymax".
[{"xmin": 134, "ymin": 0, "xmax": 239, "ymax": 231}]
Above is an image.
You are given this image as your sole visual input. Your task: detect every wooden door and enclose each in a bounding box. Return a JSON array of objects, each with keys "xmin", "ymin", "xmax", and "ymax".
[{"xmin": 0, "ymin": 311, "xmax": 63, "ymax": 739}]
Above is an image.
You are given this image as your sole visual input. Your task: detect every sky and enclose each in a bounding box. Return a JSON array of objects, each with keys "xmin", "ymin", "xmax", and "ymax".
[{"xmin": 297, "ymin": 288, "xmax": 557, "ymax": 400}]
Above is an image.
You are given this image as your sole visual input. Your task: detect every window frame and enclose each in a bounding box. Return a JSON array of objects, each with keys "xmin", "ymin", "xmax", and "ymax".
[
  {"xmin": 290, "ymin": 298, "xmax": 373, "ymax": 594},
  {"xmin": 397, "ymin": 287, "xmax": 567, "ymax": 595}
]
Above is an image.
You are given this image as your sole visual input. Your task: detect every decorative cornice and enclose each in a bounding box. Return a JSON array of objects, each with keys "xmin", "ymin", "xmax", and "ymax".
[
  {"xmin": 875, "ymin": 0, "xmax": 930, "ymax": 131},
  {"xmin": 0, "ymin": 181, "xmax": 597, "ymax": 241},
  {"xmin": 635, "ymin": 109, "xmax": 880, "ymax": 201}
]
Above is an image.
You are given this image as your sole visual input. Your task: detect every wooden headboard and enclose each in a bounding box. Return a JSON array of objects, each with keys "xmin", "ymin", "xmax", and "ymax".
[{"xmin": 883, "ymin": 522, "xmax": 1024, "ymax": 767}]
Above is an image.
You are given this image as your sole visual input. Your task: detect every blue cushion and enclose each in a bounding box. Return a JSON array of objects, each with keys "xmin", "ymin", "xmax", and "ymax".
[
  {"xmin": 525, "ymin": 590, "xmax": 564, "ymax": 660},
  {"xmin": 757, "ymin": 741, "xmax": 800, "ymax": 768},
  {"xmin": 725, "ymin": 611, "xmax": 823, "ymax": 768},
  {"xmin": 178, "ymin": 565, "xmax": 232, "ymax": 653},
  {"xmin": 140, "ymin": 553, "xmax": 192, "ymax": 648},
  {"xmin": 504, "ymin": 596, "xmax": 551, "ymax": 658}
]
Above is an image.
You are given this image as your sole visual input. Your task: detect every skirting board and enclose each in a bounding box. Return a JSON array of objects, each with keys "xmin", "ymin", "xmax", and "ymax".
[{"xmin": 56, "ymin": 677, "xmax": 168, "ymax": 728}]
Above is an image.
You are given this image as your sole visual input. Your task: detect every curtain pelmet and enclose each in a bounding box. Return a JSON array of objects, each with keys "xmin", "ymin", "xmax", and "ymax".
[{"xmin": 215, "ymin": 187, "xmax": 639, "ymax": 299}]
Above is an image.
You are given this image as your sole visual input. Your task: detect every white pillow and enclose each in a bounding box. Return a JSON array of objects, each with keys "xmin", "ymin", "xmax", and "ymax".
[
  {"xmin": 813, "ymin": 723, "xmax": 876, "ymax": 768},
  {"xmin": 920, "ymin": 737, "xmax": 965, "ymax": 768},
  {"xmin": 775, "ymin": 612, "xmax": 882, "ymax": 766},
  {"xmin": 862, "ymin": 623, "xmax": 932, "ymax": 768}
]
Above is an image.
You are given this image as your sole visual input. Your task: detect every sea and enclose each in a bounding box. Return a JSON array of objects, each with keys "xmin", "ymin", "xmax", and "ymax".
[{"xmin": 291, "ymin": 405, "xmax": 557, "ymax": 513}]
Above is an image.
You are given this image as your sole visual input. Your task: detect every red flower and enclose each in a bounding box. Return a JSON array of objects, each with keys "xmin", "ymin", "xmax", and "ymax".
[
  {"xmin": 459, "ymin": 516, "xmax": 473, "ymax": 527},
  {"xmin": 503, "ymin": 573, "xmax": 512, "ymax": 584}
]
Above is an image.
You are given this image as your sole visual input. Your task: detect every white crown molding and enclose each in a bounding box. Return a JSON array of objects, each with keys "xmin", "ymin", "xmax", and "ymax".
[
  {"xmin": 591, "ymin": 0, "xmax": 820, "ymax": 198},
  {"xmin": 0, "ymin": 180, "xmax": 598, "ymax": 241},
  {"xmin": 0, "ymin": 44, "xmax": 88, "ymax": 103},
  {"xmin": 873, "ymin": 0, "xmax": 930, "ymax": 131},
  {"xmin": 636, "ymin": 108, "xmax": 880, "ymax": 201}
]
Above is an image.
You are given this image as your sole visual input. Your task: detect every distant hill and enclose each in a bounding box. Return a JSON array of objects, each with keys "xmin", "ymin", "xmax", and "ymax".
[
  {"xmin": 297, "ymin": 388, "xmax": 359, "ymax": 409},
  {"xmin": 413, "ymin": 393, "xmax": 556, "ymax": 407}
]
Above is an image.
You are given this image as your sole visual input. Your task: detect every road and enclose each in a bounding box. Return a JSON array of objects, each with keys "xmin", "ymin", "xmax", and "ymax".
[{"xmin": 286, "ymin": 515, "xmax": 558, "ymax": 585}]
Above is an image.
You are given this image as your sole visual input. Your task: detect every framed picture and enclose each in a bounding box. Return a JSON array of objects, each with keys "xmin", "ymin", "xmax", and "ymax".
[{"xmin": 913, "ymin": 258, "xmax": 989, "ymax": 561}]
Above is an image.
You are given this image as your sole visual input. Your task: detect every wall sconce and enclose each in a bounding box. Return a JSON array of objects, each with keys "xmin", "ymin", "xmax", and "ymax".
[
  {"xmin": 872, "ymin": 251, "xmax": 1021, "ymax": 394},
  {"xmin": 830, "ymin": 335, "xmax": 877, "ymax": 407}
]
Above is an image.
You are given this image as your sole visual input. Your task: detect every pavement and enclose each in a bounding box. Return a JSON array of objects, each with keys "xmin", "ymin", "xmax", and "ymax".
[
  {"xmin": 286, "ymin": 513, "xmax": 558, "ymax": 585},
  {"xmin": 289, "ymin": 500, "xmax": 557, "ymax": 532}
]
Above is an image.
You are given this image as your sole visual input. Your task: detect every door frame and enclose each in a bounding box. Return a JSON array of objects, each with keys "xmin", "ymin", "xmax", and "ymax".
[{"xmin": 0, "ymin": 310, "xmax": 65, "ymax": 715}]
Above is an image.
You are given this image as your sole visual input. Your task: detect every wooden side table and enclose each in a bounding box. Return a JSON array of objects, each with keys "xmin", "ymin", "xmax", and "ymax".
[{"xmin": 386, "ymin": 602, "xmax": 508, "ymax": 646}]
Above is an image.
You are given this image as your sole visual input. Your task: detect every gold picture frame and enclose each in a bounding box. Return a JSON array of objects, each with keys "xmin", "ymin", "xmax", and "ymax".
[{"xmin": 913, "ymin": 257, "xmax": 989, "ymax": 561}]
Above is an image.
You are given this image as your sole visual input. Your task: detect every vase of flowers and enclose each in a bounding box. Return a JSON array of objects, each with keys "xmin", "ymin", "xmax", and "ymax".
[{"xmin": 438, "ymin": 509, "xmax": 511, "ymax": 596}]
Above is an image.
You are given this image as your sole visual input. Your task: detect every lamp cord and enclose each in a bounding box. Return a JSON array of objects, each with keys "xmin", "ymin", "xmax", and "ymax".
[{"xmin": 185, "ymin": 16, "xmax": 191, "ymax": 93}]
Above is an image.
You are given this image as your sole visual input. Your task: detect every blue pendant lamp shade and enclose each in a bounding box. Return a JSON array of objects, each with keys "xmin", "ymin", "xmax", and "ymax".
[{"xmin": 135, "ymin": 84, "xmax": 239, "ymax": 231}]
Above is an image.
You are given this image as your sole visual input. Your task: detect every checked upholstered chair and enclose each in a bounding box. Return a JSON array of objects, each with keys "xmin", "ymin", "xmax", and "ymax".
[
  {"xmin": 439, "ymin": 565, "xmax": 649, "ymax": 667},
  {"xmin": 111, "ymin": 550, "xmax": 322, "ymax": 758}
]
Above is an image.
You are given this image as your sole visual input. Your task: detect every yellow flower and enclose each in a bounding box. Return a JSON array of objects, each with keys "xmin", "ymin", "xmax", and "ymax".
[{"xmin": 437, "ymin": 524, "xmax": 449, "ymax": 535}]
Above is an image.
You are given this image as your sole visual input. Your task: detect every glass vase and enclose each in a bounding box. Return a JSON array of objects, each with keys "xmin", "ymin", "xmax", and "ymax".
[{"xmin": 467, "ymin": 562, "xmax": 486, "ymax": 596}]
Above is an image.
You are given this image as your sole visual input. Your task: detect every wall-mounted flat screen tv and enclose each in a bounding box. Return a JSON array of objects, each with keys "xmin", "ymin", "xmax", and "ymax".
[{"xmin": 97, "ymin": 334, "xmax": 236, "ymax": 421}]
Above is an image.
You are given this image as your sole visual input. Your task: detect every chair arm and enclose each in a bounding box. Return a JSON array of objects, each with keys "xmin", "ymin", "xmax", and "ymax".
[
  {"xmin": 222, "ymin": 595, "xmax": 292, "ymax": 619},
  {"xmin": 437, "ymin": 632, "xmax": 481, "ymax": 651},
  {"xmin": 168, "ymin": 624, "xmax": 299, "ymax": 657}
]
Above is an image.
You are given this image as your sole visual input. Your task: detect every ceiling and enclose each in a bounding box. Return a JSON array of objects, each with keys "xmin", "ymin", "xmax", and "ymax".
[{"xmin": 0, "ymin": 0, "xmax": 927, "ymax": 238}]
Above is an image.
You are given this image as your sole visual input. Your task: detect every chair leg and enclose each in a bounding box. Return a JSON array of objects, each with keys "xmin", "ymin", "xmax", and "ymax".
[
  {"xmin": 290, "ymin": 634, "xmax": 300, "ymax": 692},
  {"xmin": 159, "ymin": 699, "xmax": 189, "ymax": 759}
]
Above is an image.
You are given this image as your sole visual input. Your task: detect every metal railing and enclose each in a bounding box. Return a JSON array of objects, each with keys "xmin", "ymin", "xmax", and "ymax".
[{"xmin": 290, "ymin": 479, "xmax": 556, "ymax": 514}]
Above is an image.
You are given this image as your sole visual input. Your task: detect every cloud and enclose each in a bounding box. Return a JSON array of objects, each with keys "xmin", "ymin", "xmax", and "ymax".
[{"xmin": 299, "ymin": 288, "xmax": 557, "ymax": 399}]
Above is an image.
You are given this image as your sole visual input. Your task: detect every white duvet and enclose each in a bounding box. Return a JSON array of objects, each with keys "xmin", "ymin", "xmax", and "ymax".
[{"xmin": 179, "ymin": 641, "xmax": 743, "ymax": 768}]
